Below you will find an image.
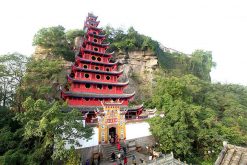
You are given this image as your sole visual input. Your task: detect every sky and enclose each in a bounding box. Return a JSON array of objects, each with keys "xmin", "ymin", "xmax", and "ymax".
[{"xmin": 0, "ymin": 0, "xmax": 247, "ymax": 85}]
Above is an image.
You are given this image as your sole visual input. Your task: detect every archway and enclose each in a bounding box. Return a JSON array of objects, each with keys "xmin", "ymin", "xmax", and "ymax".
[{"xmin": 109, "ymin": 126, "xmax": 116, "ymax": 137}]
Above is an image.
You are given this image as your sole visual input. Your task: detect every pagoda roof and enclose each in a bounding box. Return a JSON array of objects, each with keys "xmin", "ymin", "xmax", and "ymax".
[
  {"xmin": 63, "ymin": 91, "xmax": 135, "ymax": 99},
  {"xmin": 66, "ymin": 105, "xmax": 130, "ymax": 112},
  {"xmin": 76, "ymin": 56, "xmax": 118, "ymax": 66},
  {"xmin": 88, "ymin": 13, "xmax": 98, "ymax": 19},
  {"xmin": 74, "ymin": 66, "xmax": 123, "ymax": 75},
  {"xmin": 81, "ymin": 48, "xmax": 113, "ymax": 57},
  {"xmin": 85, "ymin": 40, "xmax": 110, "ymax": 47},
  {"xmin": 87, "ymin": 26, "xmax": 102, "ymax": 31},
  {"xmin": 68, "ymin": 75, "xmax": 129, "ymax": 86},
  {"xmin": 87, "ymin": 32, "xmax": 106, "ymax": 38},
  {"xmin": 86, "ymin": 19, "xmax": 100, "ymax": 25},
  {"xmin": 127, "ymin": 104, "xmax": 144, "ymax": 111},
  {"xmin": 64, "ymin": 105, "xmax": 143, "ymax": 112}
]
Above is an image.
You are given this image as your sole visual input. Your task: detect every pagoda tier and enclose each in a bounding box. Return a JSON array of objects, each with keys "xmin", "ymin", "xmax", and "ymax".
[
  {"xmin": 62, "ymin": 91, "xmax": 135, "ymax": 107},
  {"xmin": 62, "ymin": 13, "xmax": 135, "ymax": 110},
  {"xmin": 80, "ymin": 47, "xmax": 113, "ymax": 57},
  {"xmin": 75, "ymin": 56, "xmax": 118, "ymax": 66}
]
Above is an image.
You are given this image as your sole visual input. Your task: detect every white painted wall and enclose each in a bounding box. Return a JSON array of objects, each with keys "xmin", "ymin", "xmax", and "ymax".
[
  {"xmin": 126, "ymin": 121, "xmax": 151, "ymax": 140},
  {"xmin": 65, "ymin": 127, "xmax": 99, "ymax": 149}
]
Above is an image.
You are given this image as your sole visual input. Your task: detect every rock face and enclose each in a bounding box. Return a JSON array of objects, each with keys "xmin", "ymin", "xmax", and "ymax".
[
  {"xmin": 113, "ymin": 50, "xmax": 159, "ymax": 102},
  {"xmin": 32, "ymin": 46, "xmax": 54, "ymax": 60},
  {"xmin": 115, "ymin": 50, "xmax": 159, "ymax": 82}
]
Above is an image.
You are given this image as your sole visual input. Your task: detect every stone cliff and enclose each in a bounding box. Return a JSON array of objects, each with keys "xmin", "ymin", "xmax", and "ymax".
[
  {"xmin": 32, "ymin": 37, "xmax": 160, "ymax": 103},
  {"xmin": 114, "ymin": 50, "xmax": 159, "ymax": 82},
  {"xmin": 113, "ymin": 50, "xmax": 159, "ymax": 103}
]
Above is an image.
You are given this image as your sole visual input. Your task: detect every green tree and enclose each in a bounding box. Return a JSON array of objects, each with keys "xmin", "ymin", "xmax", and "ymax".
[
  {"xmin": 65, "ymin": 29, "xmax": 85, "ymax": 47},
  {"xmin": 149, "ymin": 75, "xmax": 223, "ymax": 163},
  {"xmin": 0, "ymin": 53, "xmax": 28, "ymax": 109},
  {"xmin": 33, "ymin": 26, "xmax": 74, "ymax": 61},
  {"xmin": 0, "ymin": 97, "xmax": 92, "ymax": 164}
]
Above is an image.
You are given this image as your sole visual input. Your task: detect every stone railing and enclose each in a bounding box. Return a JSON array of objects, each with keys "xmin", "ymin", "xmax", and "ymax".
[{"xmin": 146, "ymin": 153, "xmax": 188, "ymax": 165}]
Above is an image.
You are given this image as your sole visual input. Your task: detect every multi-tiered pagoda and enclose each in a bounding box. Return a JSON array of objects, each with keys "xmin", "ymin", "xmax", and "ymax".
[{"xmin": 62, "ymin": 13, "xmax": 145, "ymax": 144}]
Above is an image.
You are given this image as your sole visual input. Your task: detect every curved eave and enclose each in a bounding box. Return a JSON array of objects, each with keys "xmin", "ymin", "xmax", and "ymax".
[
  {"xmin": 128, "ymin": 104, "xmax": 144, "ymax": 111},
  {"xmin": 85, "ymin": 40, "xmax": 110, "ymax": 47},
  {"xmin": 63, "ymin": 91, "xmax": 135, "ymax": 99},
  {"xmin": 81, "ymin": 48, "xmax": 112, "ymax": 57},
  {"xmin": 76, "ymin": 56, "xmax": 118, "ymax": 66},
  {"xmin": 86, "ymin": 26, "xmax": 103, "ymax": 31},
  {"xmin": 86, "ymin": 20, "xmax": 100, "ymax": 25},
  {"xmin": 65, "ymin": 105, "xmax": 129, "ymax": 112},
  {"xmin": 87, "ymin": 13, "xmax": 98, "ymax": 19},
  {"xmin": 74, "ymin": 66, "xmax": 123, "ymax": 75},
  {"xmin": 87, "ymin": 32, "xmax": 106, "ymax": 38},
  {"xmin": 68, "ymin": 75, "xmax": 129, "ymax": 86}
]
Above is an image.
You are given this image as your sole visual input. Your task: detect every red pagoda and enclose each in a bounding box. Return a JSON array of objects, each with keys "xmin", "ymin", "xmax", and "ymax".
[{"xmin": 62, "ymin": 13, "xmax": 144, "ymax": 144}]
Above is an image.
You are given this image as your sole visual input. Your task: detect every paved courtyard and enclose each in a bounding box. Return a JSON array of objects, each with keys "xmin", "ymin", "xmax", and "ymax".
[{"xmin": 100, "ymin": 151, "xmax": 149, "ymax": 165}]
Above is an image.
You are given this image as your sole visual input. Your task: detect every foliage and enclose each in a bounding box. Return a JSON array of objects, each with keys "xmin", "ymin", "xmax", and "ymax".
[
  {"xmin": 33, "ymin": 26, "xmax": 84, "ymax": 61},
  {"xmin": 104, "ymin": 26, "xmax": 157, "ymax": 52},
  {"xmin": 104, "ymin": 26, "xmax": 215, "ymax": 81},
  {"xmin": 0, "ymin": 53, "xmax": 28, "ymax": 109},
  {"xmin": 0, "ymin": 53, "xmax": 93, "ymax": 164},
  {"xmin": 148, "ymin": 75, "xmax": 247, "ymax": 163},
  {"xmin": 19, "ymin": 58, "xmax": 65, "ymax": 102},
  {"xmin": 65, "ymin": 29, "xmax": 85, "ymax": 46},
  {"xmin": 0, "ymin": 98, "xmax": 92, "ymax": 164}
]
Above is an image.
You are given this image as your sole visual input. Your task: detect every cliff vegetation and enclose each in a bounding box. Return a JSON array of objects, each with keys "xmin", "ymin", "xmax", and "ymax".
[{"xmin": 0, "ymin": 25, "xmax": 246, "ymax": 165}]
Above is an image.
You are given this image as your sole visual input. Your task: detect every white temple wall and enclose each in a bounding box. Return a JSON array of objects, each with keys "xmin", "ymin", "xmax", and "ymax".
[
  {"xmin": 126, "ymin": 121, "xmax": 151, "ymax": 140},
  {"xmin": 65, "ymin": 127, "xmax": 99, "ymax": 149}
]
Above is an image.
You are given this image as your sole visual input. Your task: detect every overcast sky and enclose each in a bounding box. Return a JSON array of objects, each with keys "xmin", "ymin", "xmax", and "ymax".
[{"xmin": 0, "ymin": 0, "xmax": 246, "ymax": 85}]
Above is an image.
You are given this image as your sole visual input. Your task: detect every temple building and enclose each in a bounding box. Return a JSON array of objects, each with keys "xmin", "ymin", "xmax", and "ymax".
[{"xmin": 62, "ymin": 13, "xmax": 154, "ymax": 145}]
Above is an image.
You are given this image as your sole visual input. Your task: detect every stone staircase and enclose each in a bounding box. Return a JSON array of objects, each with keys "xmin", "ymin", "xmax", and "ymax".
[{"xmin": 101, "ymin": 142, "xmax": 134, "ymax": 160}]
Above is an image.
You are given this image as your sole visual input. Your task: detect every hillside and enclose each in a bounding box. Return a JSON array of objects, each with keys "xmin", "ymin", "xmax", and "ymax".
[{"xmin": 1, "ymin": 25, "xmax": 247, "ymax": 165}]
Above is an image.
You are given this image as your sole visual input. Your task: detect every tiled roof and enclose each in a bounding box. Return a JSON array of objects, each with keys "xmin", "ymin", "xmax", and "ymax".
[
  {"xmin": 74, "ymin": 66, "xmax": 123, "ymax": 75},
  {"xmin": 215, "ymin": 144, "xmax": 247, "ymax": 165},
  {"xmin": 68, "ymin": 75, "xmax": 129, "ymax": 86},
  {"xmin": 63, "ymin": 91, "xmax": 135, "ymax": 98}
]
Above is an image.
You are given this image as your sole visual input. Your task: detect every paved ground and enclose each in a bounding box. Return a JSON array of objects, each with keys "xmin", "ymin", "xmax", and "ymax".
[{"xmin": 100, "ymin": 151, "xmax": 149, "ymax": 165}]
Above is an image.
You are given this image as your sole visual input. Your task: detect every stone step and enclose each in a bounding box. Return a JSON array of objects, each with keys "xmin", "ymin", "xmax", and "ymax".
[{"xmin": 101, "ymin": 143, "xmax": 133, "ymax": 160}]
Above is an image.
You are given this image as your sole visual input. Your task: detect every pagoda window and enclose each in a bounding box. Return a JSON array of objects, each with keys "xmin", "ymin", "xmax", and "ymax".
[
  {"xmin": 94, "ymin": 47, "xmax": 99, "ymax": 52},
  {"xmin": 83, "ymin": 65, "xmax": 88, "ymax": 69},
  {"xmin": 95, "ymin": 66, "xmax": 99, "ymax": 70},
  {"xmin": 85, "ymin": 83, "xmax": 91, "ymax": 88},
  {"xmin": 106, "ymin": 67, "xmax": 110, "ymax": 72},
  {"xmin": 97, "ymin": 84, "xmax": 102, "ymax": 89},
  {"xmin": 93, "ymin": 31, "xmax": 97, "ymax": 35},
  {"xmin": 112, "ymin": 98, "xmax": 116, "ymax": 101},
  {"xmin": 99, "ymin": 98, "xmax": 103, "ymax": 101},
  {"xmin": 91, "ymin": 56, "xmax": 96, "ymax": 60},
  {"xmin": 85, "ymin": 73, "xmax": 90, "ymax": 78},
  {"xmin": 96, "ymin": 75, "xmax": 101, "ymax": 79},
  {"xmin": 85, "ymin": 98, "xmax": 90, "ymax": 101},
  {"xmin": 106, "ymin": 76, "xmax": 111, "ymax": 80},
  {"xmin": 97, "ymin": 57, "xmax": 101, "ymax": 61},
  {"xmin": 108, "ymin": 85, "xmax": 112, "ymax": 90},
  {"xmin": 93, "ymin": 38, "xmax": 98, "ymax": 43}
]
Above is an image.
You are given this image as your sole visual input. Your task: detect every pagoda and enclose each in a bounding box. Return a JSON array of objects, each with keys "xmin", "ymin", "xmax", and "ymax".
[{"xmin": 62, "ymin": 13, "xmax": 144, "ymax": 144}]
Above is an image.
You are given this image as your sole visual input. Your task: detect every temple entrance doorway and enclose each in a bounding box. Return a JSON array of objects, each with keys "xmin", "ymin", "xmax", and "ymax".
[
  {"xmin": 109, "ymin": 126, "xmax": 116, "ymax": 137},
  {"xmin": 109, "ymin": 126, "xmax": 116, "ymax": 143}
]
